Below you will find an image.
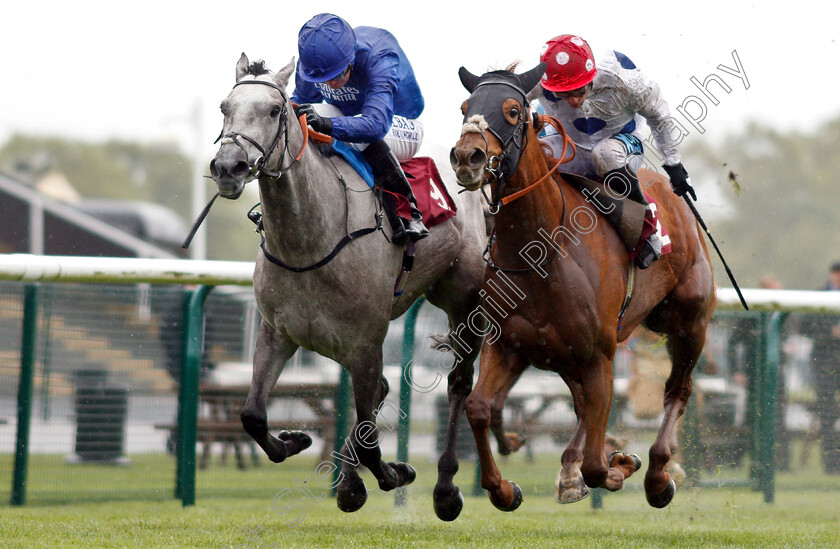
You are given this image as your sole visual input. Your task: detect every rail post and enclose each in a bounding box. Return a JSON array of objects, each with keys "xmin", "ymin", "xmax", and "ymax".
[
  {"xmin": 176, "ymin": 285, "xmax": 212, "ymax": 506},
  {"xmin": 331, "ymin": 368, "xmax": 352, "ymax": 495},
  {"xmin": 11, "ymin": 284, "xmax": 39, "ymax": 506},
  {"xmin": 395, "ymin": 297, "xmax": 424, "ymax": 506},
  {"xmin": 757, "ymin": 311, "xmax": 785, "ymax": 503}
]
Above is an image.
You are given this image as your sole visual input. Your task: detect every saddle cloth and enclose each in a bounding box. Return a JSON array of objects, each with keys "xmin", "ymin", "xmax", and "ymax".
[{"xmin": 332, "ymin": 141, "xmax": 457, "ymax": 228}]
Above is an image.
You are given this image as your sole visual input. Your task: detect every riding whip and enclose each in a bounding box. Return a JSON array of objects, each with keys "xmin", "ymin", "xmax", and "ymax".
[
  {"xmin": 181, "ymin": 191, "xmax": 220, "ymax": 249},
  {"xmin": 683, "ymin": 196, "xmax": 749, "ymax": 310}
]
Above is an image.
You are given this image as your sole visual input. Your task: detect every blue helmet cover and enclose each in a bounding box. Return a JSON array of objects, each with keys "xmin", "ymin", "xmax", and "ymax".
[{"xmin": 298, "ymin": 13, "xmax": 356, "ymax": 82}]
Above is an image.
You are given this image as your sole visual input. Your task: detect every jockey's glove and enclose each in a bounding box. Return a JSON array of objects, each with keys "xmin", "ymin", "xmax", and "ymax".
[
  {"xmin": 296, "ymin": 104, "xmax": 333, "ymax": 135},
  {"xmin": 664, "ymin": 162, "xmax": 696, "ymax": 201}
]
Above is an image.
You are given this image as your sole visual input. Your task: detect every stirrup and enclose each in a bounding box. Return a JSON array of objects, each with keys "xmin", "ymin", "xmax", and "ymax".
[{"xmin": 635, "ymin": 235, "xmax": 663, "ymax": 269}]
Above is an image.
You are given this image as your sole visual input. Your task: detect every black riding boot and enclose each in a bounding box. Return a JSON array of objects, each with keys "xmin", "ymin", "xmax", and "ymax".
[
  {"xmin": 362, "ymin": 140, "xmax": 429, "ymax": 245},
  {"xmin": 603, "ymin": 165, "xmax": 662, "ymax": 269}
]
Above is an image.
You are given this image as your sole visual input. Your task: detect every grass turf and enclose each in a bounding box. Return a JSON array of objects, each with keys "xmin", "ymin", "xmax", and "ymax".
[{"xmin": 2, "ymin": 451, "xmax": 839, "ymax": 548}]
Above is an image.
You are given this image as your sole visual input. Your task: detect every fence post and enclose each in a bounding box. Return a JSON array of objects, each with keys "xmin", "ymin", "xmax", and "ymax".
[
  {"xmin": 331, "ymin": 368, "xmax": 352, "ymax": 495},
  {"xmin": 176, "ymin": 285, "xmax": 212, "ymax": 507},
  {"xmin": 395, "ymin": 297, "xmax": 424, "ymax": 507},
  {"xmin": 749, "ymin": 313, "xmax": 765, "ymax": 486},
  {"xmin": 11, "ymin": 284, "xmax": 39, "ymax": 506},
  {"xmin": 757, "ymin": 311, "xmax": 785, "ymax": 503}
]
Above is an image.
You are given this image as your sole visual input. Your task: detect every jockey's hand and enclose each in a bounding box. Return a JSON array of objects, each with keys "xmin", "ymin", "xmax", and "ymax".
[
  {"xmin": 664, "ymin": 163, "xmax": 696, "ymax": 201},
  {"xmin": 295, "ymin": 104, "xmax": 333, "ymax": 135}
]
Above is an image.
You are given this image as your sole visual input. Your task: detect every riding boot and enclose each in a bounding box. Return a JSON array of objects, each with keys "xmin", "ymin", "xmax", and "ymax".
[
  {"xmin": 604, "ymin": 166, "xmax": 663, "ymax": 269},
  {"xmin": 362, "ymin": 140, "xmax": 429, "ymax": 245}
]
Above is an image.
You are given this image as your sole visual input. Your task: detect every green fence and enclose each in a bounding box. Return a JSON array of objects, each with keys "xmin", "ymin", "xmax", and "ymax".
[{"xmin": 2, "ymin": 279, "xmax": 839, "ymax": 508}]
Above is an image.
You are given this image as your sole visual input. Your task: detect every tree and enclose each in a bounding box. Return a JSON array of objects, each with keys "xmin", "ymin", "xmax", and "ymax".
[{"xmin": 682, "ymin": 118, "xmax": 840, "ymax": 289}]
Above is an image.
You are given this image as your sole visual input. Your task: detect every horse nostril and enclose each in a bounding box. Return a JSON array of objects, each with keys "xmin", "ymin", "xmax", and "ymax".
[
  {"xmin": 469, "ymin": 149, "xmax": 487, "ymax": 170},
  {"xmin": 209, "ymin": 159, "xmax": 220, "ymax": 178},
  {"xmin": 231, "ymin": 161, "xmax": 250, "ymax": 178}
]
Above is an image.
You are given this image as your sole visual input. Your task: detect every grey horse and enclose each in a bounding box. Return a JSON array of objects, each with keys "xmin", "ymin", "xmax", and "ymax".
[{"xmin": 209, "ymin": 54, "xmax": 486, "ymax": 519}]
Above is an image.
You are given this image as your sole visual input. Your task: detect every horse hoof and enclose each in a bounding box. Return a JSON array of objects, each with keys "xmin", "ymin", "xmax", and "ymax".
[
  {"xmin": 279, "ymin": 430, "xmax": 312, "ymax": 456},
  {"xmin": 433, "ymin": 486, "xmax": 464, "ymax": 522},
  {"xmin": 556, "ymin": 468, "xmax": 590, "ymax": 504},
  {"xmin": 608, "ymin": 451, "xmax": 642, "ymax": 473},
  {"xmin": 395, "ymin": 462, "xmax": 417, "ymax": 486},
  {"xmin": 646, "ymin": 478, "xmax": 676, "ymax": 509},
  {"xmin": 494, "ymin": 481, "xmax": 523, "ymax": 512},
  {"xmin": 379, "ymin": 462, "xmax": 416, "ymax": 491},
  {"xmin": 556, "ymin": 483, "xmax": 590, "ymax": 504},
  {"xmin": 337, "ymin": 479, "xmax": 368, "ymax": 513}
]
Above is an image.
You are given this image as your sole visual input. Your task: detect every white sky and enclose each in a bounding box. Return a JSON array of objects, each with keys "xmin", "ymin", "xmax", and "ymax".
[{"xmin": 2, "ymin": 0, "xmax": 838, "ymax": 165}]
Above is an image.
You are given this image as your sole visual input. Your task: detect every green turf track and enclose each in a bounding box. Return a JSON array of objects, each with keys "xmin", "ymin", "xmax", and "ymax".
[{"xmin": 2, "ymin": 452, "xmax": 839, "ymax": 548}]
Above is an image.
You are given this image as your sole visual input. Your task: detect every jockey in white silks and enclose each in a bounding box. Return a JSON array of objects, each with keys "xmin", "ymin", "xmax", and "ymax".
[
  {"xmin": 291, "ymin": 13, "xmax": 428, "ymax": 244},
  {"xmin": 530, "ymin": 34, "xmax": 696, "ymax": 269}
]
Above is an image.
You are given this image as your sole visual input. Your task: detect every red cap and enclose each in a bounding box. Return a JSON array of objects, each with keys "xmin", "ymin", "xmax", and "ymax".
[{"xmin": 539, "ymin": 35, "xmax": 597, "ymax": 92}]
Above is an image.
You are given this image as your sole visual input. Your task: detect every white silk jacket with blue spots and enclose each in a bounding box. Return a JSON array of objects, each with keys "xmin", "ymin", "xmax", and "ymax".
[{"xmin": 531, "ymin": 50, "xmax": 682, "ymax": 166}]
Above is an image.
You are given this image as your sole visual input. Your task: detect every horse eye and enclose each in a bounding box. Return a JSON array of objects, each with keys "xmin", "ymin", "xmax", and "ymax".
[
  {"xmin": 460, "ymin": 101, "xmax": 468, "ymax": 115},
  {"xmin": 270, "ymin": 105, "xmax": 282, "ymax": 117},
  {"xmin": 510, "ymin": 107, "xmax": 520, "ymax": 117}
]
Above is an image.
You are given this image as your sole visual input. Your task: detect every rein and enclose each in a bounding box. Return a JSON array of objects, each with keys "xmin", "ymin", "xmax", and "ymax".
[
  {"xmin": 482, "ymin": 115, "xmax": 574, "ymax": 273},
  {"xmin": 497, "ymin": 115, "xmax": 576, "ymax": 206}
]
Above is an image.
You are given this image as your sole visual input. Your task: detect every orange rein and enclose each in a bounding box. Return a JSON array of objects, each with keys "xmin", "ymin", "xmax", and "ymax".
[
  {"xmin": 291, "ymin": 104, "xmax": 333, "ymax": 163},
  {"xmin": 499, "ymin": 114, "xmax": 577, "ymax": 206}
]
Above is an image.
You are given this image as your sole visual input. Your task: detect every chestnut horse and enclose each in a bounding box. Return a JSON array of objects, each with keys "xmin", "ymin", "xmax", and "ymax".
[{"xmin": 449, "ymin": 63, "xmax": 715, "ymax": 512}]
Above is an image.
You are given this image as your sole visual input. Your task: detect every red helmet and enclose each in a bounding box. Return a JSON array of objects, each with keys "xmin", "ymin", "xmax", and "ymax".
[{"xmin": 539, "ymin": 34, "xmax": 597, "ymax": 92}]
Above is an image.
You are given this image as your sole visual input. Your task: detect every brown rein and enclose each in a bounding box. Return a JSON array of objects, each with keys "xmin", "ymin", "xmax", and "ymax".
[{"xmin": 499, "ymin": 114, "xmax": 577, "ymax": 206}]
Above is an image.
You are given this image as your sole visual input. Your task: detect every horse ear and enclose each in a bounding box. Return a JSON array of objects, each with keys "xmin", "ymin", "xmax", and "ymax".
[
  {"xmin": 518, "ymin": 62, "xmax": 548, "ymax": 94},
  {"xmin": 275, "ymin": 57, "xmax": 295, "ymax": 89},
  {"xmin": 458, "ymin": 67, "xmax": 480, "ymax": 93},
  {"xmin": 236, "ymin": 53, "xmax": 249, "ymax": 82}
]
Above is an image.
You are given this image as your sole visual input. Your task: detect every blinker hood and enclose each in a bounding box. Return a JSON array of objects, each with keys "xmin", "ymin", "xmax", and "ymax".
[
  {"xmin": 459, "ymin": 63, "xmax": 547, "ymax": 179},
  {"xmin": 464, "ymin": 72, "xmax": 529, "ymax": 147}
]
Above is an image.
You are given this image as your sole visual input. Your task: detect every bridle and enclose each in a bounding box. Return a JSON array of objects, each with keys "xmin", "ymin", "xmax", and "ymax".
[
  {"xmin": 215, "ymin": 78, "xmax": 304, "ymax": 180},
  {"xmin": 184, "ymin": 77, "xmax": 315, "ymax": 250},
  {"xmin": 461, "ymin": 76, "xmax": 576, "ymax": 216},
  {"xmin": 460, "ymin": 77, "xmax": 576, "ymax": 273},
  {"xmin": 212, "ymin": 76, "xmax": 385, "ymax": 274}
]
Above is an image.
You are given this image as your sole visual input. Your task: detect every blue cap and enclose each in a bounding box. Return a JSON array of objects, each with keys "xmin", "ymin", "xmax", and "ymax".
[{"xmin": 297, "ymin": 14, "xmax": 356, "ymax": 83}]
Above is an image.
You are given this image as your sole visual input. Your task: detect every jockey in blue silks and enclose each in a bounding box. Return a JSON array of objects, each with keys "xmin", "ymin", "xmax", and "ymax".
[{"xmin": 291, "ymin": 13, "xmax": 428, "ymax": 244}]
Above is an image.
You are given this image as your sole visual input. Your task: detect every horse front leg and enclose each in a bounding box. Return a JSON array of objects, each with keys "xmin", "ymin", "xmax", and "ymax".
[
  {"xmin": 465, "ymin": 345, "xmax": 527, "ymax": 512},
  {"xmin": 335, "ymin": 348, "xmax": 415, "ymax": 513},
  {"xmin": 240, "ymin": 320, "xmax": 310, "ymax": 463},
  {"xmin": 556, "ymin": 377, "xmax": 590, "ymax": 503},
  {"xmin": 490, "ymin": 377, "xmax": 527, "ymax": 455},
  {"xmin": 579, "ymin": 355, "xmax": 642, "ymax": 494}
]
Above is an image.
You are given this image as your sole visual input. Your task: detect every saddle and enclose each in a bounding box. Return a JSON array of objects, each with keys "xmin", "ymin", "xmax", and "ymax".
[
  {"xmin": 331, "ymin": 141, "xmax": 457, "ymax": 229},
  {"xmin": 558, "ymin": 172, "xmax": 671, "ymax": 261}
]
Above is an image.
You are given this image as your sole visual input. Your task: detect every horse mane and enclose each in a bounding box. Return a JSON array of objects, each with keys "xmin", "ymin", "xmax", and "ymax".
[{"xmin": 248, "ymin": 60, "xmax": 272, "ymax": 76}]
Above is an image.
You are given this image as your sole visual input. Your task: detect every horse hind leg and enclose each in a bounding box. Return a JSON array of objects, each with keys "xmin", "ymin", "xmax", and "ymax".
[
  {"xmin": 645, "ymin": 324, "xmax": 706, "ymax": 508},
  {"xmin": 240, "ymin": 320, "xmax": 311, "ymax": 463},
  {"xmin": 335, "ymin": 348, "xmax": 416, "ymax": 513}
]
